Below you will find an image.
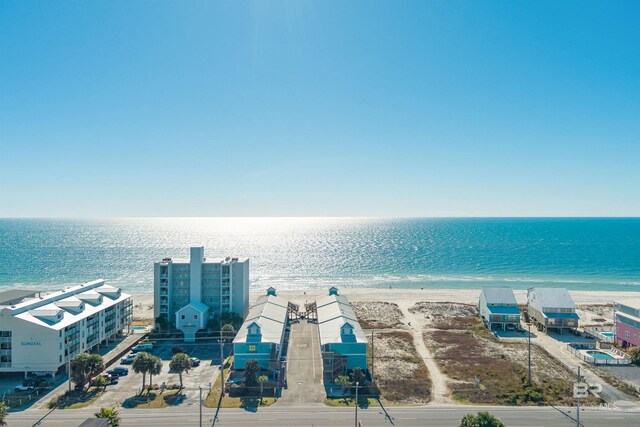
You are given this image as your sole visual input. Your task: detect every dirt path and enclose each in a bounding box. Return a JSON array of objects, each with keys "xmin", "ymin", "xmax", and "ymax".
[{"xmin": 398, "ymin": 304, "xmax": 451, "ymax": 404}]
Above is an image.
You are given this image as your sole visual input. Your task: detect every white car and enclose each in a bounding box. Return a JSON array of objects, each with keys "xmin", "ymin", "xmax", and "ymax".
[
  {"xmin": 121, "ymin": 354, "xmax": 136, "ymax": 364},
  {"xmin": 15, "ymin": 384, "xmax": 35, "ymax": 392}
]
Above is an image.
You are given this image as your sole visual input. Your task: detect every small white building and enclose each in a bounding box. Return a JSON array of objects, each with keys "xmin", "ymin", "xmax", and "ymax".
[
  {"xmin": 0, "ymin": 280, "xmax": 132, "ymax": 376},
  {"xmin": 154, "ymin": 246, "xmax": 250, "ymax": 342}
]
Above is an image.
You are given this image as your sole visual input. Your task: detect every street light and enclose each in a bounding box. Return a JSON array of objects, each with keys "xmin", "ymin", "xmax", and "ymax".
[{"xmin": 354, "ymin": 381, "xmax": 359, "ymax": 427}]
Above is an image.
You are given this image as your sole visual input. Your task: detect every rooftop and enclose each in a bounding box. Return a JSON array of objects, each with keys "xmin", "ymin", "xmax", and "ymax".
[
  {"xmin": 234, "ymin": 294, "xmax": 289, "ymax": 344},
  {"xmin": 0, "ymin": 289, "xmax": 41, "ymax": 306},
  {"xmin": 316, "ymin": 294, "xmax": 366, "ymax": 345},
  {"xmin": 528, "ymin": 287, "xmax": 576, "ymax": 310},
  {"xmin": 481, "ymin": 287, "xmax": 518, "ymax": 305},
  {"xmin": 2, "ymin": 280, "xmax": 131, "ymax": 330}
]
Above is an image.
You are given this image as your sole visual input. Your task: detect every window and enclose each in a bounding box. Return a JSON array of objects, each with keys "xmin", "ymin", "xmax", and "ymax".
[
  {"xmin": 249, "ymin": 345, "xmax": 256, "ymax": 352},
  {"xmin": 194, "ymin": 314, "xmax": 198, "ymax": 320},
  {"xmin": 181, "ymin": 315, "xmax": 186, "ymax": 320},
  {"xmin": 626, "ymin": 331, "xmax": 630, "ymax": 339}
]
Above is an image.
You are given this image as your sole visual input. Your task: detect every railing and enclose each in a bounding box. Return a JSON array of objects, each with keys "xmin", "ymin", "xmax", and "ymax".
[{"xmin": 567, "ymin": 344, "xmax": 632, "ymax": 365}]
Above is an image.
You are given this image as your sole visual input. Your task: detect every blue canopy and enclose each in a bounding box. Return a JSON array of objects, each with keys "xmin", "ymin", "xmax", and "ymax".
[
  {"xmin": 487, "ymin": 305, "xmax": 520, "ymax": 315},
  {"xmin": 544, "ymin": 312, "xmax": 579, "ymax": 319}
]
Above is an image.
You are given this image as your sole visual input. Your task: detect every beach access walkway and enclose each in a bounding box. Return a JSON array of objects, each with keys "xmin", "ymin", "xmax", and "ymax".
[
  {"xmin": 277, "ymin": 319, "xmax": 325, "ymax": 406},
  {"xmin": 399, "ymin": 304, "xmax": 451, "ymax": 404}
]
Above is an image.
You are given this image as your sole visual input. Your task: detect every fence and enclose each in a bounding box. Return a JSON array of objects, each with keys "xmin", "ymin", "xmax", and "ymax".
[{"xmin": 567, "ymin": 344, "xmax": 631, "ymax": 365}]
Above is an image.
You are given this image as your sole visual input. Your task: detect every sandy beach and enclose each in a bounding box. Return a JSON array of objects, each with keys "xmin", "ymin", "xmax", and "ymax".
[{"xmin": 131, "ymin": 288, "xmax": 640, "ymax": 321}]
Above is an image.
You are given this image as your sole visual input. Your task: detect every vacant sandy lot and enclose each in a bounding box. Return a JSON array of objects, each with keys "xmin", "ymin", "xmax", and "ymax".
[{"xmin": 351, "ymin": 301, "xmax": 405, "ymax": 329}]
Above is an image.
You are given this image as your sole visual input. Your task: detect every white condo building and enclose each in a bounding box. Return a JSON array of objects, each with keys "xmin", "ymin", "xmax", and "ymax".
[
  {"xmin": 0, "ymin": 280, "xmax": 132, "ymax": 376},
  {"xmin": 154, "ymin": 246, "xmax": 249, "ymax": 341}
]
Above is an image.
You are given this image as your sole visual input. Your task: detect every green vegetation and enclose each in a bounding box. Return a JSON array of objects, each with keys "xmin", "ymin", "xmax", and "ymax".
[
  {"xmin": 335, "ymin": 375, "xmax": 350, "ymax": 394},
  {"xmin": 243, "ymin": 359, "xmax": 260, "ymax": 388},
  {"xmin": 203, "ymin": 356, "xmax": 275, "ymax": 409},
  {"xmin": 95, "ymin": 407, "xmax": 120, "ymax": 426},
  {"xmin": 324, "ymin": 397, "xmax": 378, "ymax": 407},
  {"xmin": 122, "ymin": 389, "xmax": 184, "ymax": 409},
  {"xmin": 628, "ymin": 346, "xmax": 640, "ymax": 365},
  {"xmin": 70, "ymin": 353, "xmax": 104, "ymax": 388},
  {"xmin": 132, "ymin": 352, "xmax": 162, "ymax": 392},
  {"xmin": 258, "ymin": 375, "xmax": 268, "ymax": 403},
  {"xmin": 91, "ymin": 375, "xmax": 108, "ymax": 391},
  {"xmin": 0, "ymin": 401, "xmax": 7, "ymax": 425},
  {"xmin": 47, "ymin": 389, "xmax": 104, "ymax": 409},
  {"xmin": 170, "ymin": 352, "xmax": 192, "ymax": 388},
  {"xmin": 460, "ymin": 412, "xmax": 506, "ymax": 427}
]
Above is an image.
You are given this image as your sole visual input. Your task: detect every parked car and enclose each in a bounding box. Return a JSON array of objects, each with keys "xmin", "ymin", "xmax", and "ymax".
[
  {"xmin": 172, "ymin": 345, "xmax": 186, "ymax": 354},
  {"xmin": 108, "ymin": 367, "xmax": 129, "ymax": 376},
  {"xmin": 15, "ymin": 384, "xmax": 35, "ymax": 392},
  {"xmin": 108, "ymin": 373, "xmax": 120, "ymax": 381},
  {"xmin": 121, "ymin": 354, "xmax": 136, "ymax": 364},
  {"xmin": 190, "ymin": 357, "xmax": 200, "ymax": 367},
  {"xmin": 132, "ymin": 343, "xmax": 153, "ymax": 352}
]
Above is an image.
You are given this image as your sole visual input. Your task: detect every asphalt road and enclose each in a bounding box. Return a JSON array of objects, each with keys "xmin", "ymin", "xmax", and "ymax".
[
  {"xmin": 277, "ymin": 320, "xmax": 325, "ymax": 406},
  {"xmin": 9, "ymin": 405, "xmax": 640, "ymax": 427}
]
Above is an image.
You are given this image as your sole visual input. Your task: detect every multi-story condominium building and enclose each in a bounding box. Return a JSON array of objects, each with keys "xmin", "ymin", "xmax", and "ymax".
[
  {"xmin": 0, "ymin": 280, "xmax": 132, "ymax": 376},
  {"xmin": 615, "ymin": 302, "xmax": 640, "ymax": 348},
  {"xmin": 154, "ymin": 246, "xmax": 249, "ymax": 341}
]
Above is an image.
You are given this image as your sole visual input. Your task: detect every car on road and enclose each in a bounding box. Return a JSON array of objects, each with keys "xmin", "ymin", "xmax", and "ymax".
[
  {"xmin": 190, "ymin": 357, "xmax": 200, "ymax": 367},
  {"xmin": 121, "ymin": 354, "xmax": 136, "ymax": 364},
  {"xmin": 108, "ymin": 367, "xmax": 129, "ymax": 376},
  {"xmin": 15, "ymin": 384, "xmax": 35, "ymax": 392}
]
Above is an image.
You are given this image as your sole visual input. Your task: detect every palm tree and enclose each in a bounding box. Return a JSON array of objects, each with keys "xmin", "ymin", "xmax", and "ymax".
[
  {"xmin": 170, "ymin": 353, "xmax": 192, "ymax": 388},
  {"xmin": 0, "ymin": 401, "xmax": 7, "ymax": 426},
  {"xmin": 132, "ymin": 352, "xmax": 155, "ymax": 393},
  {"xmin": 148, "ymin": 356, "xmax": 163, "ymax": 389},
  {"xmin": 92, "ymin": 375, "xmax": 108, "ymax": 391},
  {"xmin": 335, "ymin": 375, "xmax": 350, "ymax": 395},
  {"xmin": 221, "ymin": 323, "xmax": 235, "ymax": 341},
  {"xmin": 460, "ymin": 412, "xmax": 505, "ymax": 427},
  {"xmin": 70, "ymin": 353, "xmax": 105, "ymax": 388},
  {"xmin": 95, "ymin": 407, "xmax": 120, "ymax": 427},
  {"xmin": 258, "ymin": 375, "xmax": 268, "ymax": 403}
]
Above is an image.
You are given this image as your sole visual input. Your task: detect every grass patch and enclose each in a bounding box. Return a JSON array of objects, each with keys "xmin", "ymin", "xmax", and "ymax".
[
  {"xmin": 324, "ymin": 397, "xmax": 378, "ymax": 407},
  {"xmin": 203, "ymin": 356, "xmax": 277, "ymax": 409},
  {"xmin": 369, "ymin": 331, "xmax": 431, "ymax": 404},
  {"xmin": 122, "ymin": 389, "xmax": 185, "ymax": 409},
  {"xmin": 47, "ymin": 389, "xmax": 104, "ymax": 409}
]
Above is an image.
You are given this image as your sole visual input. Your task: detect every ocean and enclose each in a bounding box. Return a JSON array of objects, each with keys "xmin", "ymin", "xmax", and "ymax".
[{"xmin": 0, "ymin": 217, "xmax": 638, "ymax": 294}]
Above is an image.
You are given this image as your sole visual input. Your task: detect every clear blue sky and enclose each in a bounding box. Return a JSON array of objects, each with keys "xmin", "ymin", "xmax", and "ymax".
[{"xmin": 1, "ymin": 1, "xmax": 638, "ymax": 217}]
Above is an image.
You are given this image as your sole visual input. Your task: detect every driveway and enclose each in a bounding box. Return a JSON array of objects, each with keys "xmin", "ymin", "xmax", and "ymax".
[{"xmin": 277, "ymin": 320, "xmax": 325, "ymax": 406}]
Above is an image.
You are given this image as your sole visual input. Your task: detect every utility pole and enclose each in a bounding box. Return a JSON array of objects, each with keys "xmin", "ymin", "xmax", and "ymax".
[
  {"xmin": 576, "ymin": 366, "xmax": 580, "ymax": 427},
  {"xmin": 219, "ymin": 340, "xmax": 225, "ymax": 396},
  {"xmin": 355, "ymin": 381, "xmax": 359, "ymax": 427},
  {"xmin": 371, "ymin": 331, "xmax": 375, "ymax": 387},
  {"xmin": 199, "ymin": 385, "xmax": 203, "ymax": 427},
  {"xmin": 527, "ymin": 322, "xmax": 531, "ymax": 385},
  {"xmin": 67, "ymin": 360, "xmax": 71, "ymax": 393}
]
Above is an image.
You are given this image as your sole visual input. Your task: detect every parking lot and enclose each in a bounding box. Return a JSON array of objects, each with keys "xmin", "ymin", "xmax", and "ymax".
[{"xmin": 95, "ymin": 338, "xmax": 228, "ymax": 408}]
